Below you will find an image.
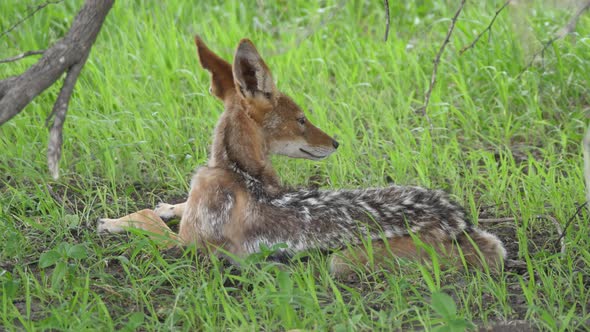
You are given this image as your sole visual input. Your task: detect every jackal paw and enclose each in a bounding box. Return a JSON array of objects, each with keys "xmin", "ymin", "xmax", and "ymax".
[
  {"xmin": 97, "ymin": 218, "xmax": 125, "ymax": 234},
  {"xmin": 154, "ymin": 203, "xmax": 175, "ymax": 221}
]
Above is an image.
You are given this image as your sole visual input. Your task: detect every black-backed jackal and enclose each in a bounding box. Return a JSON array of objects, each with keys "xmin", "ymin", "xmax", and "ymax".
[{"xmin": 98, "ymin": 37, "xmax": 506, "ymax": 276}]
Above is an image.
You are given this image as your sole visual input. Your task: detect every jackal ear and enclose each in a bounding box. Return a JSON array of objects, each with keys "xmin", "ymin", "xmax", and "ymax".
[
  {"xmin": 233, "ymin": 39, "xmax": 276, "ymax": 100},
  {"xmin": 195, "ymin": 36, "xmax": 235, "ymax": 101}
]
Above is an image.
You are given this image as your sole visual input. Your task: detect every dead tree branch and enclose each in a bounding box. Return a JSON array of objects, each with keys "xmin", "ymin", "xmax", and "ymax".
[
  {"xmin": 418, "ymin": 0, "xmax": 466, "ymax": 128},
  {"xmin": 0, "ymin": 0, "xmax": 64, "ymax": 39},
  {"xmin": 460, "ymin": 0, "xmax": 511, "ymax": 55},
  {"xmin": 47, "ymin": 59, "xmax": 86, "ymax": 179},
  {"xmin": 0, "ymin": 50, "xmax": 45, "ymax": 64},
  {"xmin": 384, "ymin": 0, "xmax": 391, "ymax": 42},
  {"xmin": 519, "ymin": 0, "xmax": 590, "ymax": 77},
  {"xmin": 0, "ymin": 0, "xmax": 115, "ymax": 179}
]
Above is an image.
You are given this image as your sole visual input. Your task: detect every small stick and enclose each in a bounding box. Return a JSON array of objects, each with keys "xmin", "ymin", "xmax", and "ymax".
[
  {"xmin": 534, "ymin": 215, "xmax": 564, "ymax": 255},
  {"xmin": 418, "ymin": 0, "xmax": 466, "ymax": 129},
  {"xmin": 383, "ymin": 0, "xmax": 391, "ymax": 42},
  {"xmin": 478, "ymin": 217, "xmax": 515, "ymax": 224},
  {"xmin": 0, "ymin": 1, "xmax": 64, "ymax": 39},
  {"xmin": 46, "ymin": 184, "xmax": 74, "ymax": 214},
  {"xmin": 479, "ymin": 211, "xmax": 583, "ymax": 255},
  {"xmin": 460, "ymin": 0, "xmax": 511, "ymax": 55},
  {"xmin": 554, "ymin": 202, "xmax": 588, "ymax": 253},
  {"xmin": 0, "ymin": 50, "xmax": 45, "ymax": 64}
]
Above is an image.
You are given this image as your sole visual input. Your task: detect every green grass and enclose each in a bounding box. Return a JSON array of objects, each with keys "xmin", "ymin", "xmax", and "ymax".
[{"xmin": 1, "ymin": 0, "xmax": 589, "ymax": 330}]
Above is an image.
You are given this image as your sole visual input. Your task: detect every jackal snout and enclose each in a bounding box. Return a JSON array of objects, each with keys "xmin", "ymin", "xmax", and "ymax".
[{"xmin": 264, "ymin": 94, "xmax": 338, "ymax": 161}]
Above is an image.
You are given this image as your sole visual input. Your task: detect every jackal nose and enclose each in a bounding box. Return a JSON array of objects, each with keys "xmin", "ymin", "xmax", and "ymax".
[{"xmin": 332, "ymin": 140, "xmax": 339, "ymax": 149}]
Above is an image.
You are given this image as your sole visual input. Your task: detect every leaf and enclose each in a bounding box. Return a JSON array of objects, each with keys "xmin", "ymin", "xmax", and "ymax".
[
  {"xmin": 277, "ymin": 270, "xmax": 293, "ymax": 293},
  {"xmin": 56, "ymin": 242, "xmax": 70, "ymax": 254},
  {"xmin": 449, "ymin": 318, "xmax": 474, "ymax": 331},
  {"xmin": 122, "ymin": 312, "xmax": 145, "ymax": 331},
  {"xmin": 432, "ymin": 325, "xmax": 452, "ymax": 332},
  {"xmin": 39, "ymin": 250, "xmax": 61, "ymax": 268},
  {"xmin": 64, "ymin": 214, "xmax": 80, "ymax": 228},
  {"xmin": 51, "ymin": 261, "xmax": 67, "ymax": 290},
  {"xmin": 350, "ymin": 314, "xmax": 363, "ymax": 324},
  {"xmin": 332, "ymin": 323, "xmax": 347, "ymax": 332},
  {"xmin": 66, "ymin": 243, "xmax": 88, "ymax": 260},
  {"xmin": 430, "ymin": 292, "xmax": 457, "ymax": 319},
  {"xmin": 0, "ymin": 271, "xmax": 19, "ymax": 299}
]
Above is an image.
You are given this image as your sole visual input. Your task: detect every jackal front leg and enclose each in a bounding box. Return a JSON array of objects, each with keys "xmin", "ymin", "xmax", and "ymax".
[
  {"xmin": 97, "ymin": 209, "xmax": 181, "ymax": 247},
  {"xmin": 154, "ymin": 202, "xmax": 186, "ymax": 220}
]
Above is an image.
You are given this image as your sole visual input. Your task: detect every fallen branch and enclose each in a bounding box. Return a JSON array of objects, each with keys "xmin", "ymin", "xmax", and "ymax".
[
  {"xmin": 0, "ymin": 0, "xmax": 64, "ymax": 39},
  {"xmin": 383, "ymin": 0, "xmax": 391, "ymax": 42},
  {"xmin": 518, "ymin": 0, "xmax": 590, "ymax": 77},
  {"xmin": 0, "ymin": 50, "xmax": 45, "ymax": 64},
  {"xmin": 460, "ymin": 0, "xmax": 511, "ymax": 55},
  {"xmin": 0, "ymin": 0, "xmax": 115, "ymax": 179},
  {"xmin": 417, "ymin": 0, "xmax": 466, "ymax": 129}
]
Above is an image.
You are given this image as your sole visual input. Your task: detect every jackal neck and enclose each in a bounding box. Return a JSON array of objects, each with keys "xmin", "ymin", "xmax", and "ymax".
[{"xmin": 207, "ymin": 100, "xmax": 282, "ymax": 192}]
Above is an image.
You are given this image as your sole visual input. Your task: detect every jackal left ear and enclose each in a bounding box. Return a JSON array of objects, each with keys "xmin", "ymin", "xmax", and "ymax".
[
  {"xmin": 233, "ymin": 39, "xmax": 276, "ymax": 100},
  {"xmin": 195, "ymin": 36, "xmax": 236, "ymax": 102}
]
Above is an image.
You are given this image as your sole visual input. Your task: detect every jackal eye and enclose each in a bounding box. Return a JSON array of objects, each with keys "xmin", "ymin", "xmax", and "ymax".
[{"xmin": 297, "ymin": 117, "xmax": 306, "ymax": 125}]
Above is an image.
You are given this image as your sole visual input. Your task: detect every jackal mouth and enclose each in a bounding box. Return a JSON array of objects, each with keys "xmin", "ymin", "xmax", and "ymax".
[{"xmin": 299, "ymin": 148, "xmax": 327, "ymax": 160}]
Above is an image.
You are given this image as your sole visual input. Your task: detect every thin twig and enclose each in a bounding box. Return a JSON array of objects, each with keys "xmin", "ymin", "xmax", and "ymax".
[
  {"xmin": 554, "ymin": 202, "xmax": 588, "ymax": 252},
  {"xmin": 46, "ymin": 184, "xmax": 74, "ymax": 214},
  {"xmin": 518, "ymin": 0, "xmax": 590, "ymax": 78},
  {"xmin": 92, "ymin": 284, "xmax": 123, "ymax": 298},
  {"xmin": 479, "ymin": 214, "xmax": 566, "ymax": 254},
  {"xmin": 418, "ymin": 0, "xmax": 466, "ymax": 130},
  {"xmin": 479, "ymin": 198, "xmax": 590, "ymax": 256},
  {"xmin": 0, "ymin": 0, "xmax": 64, "ymax": 39},
  {"xmin": 534, "ymin": 215, "xmax": 564, "ymax": 254},
  {"xmin": 0, "ymin": 50, "xmax": 45, "ymax": 64},
  {"xmin": 478, "ymin": 217, "xmax": 516, "ymax": 224},
  {"xmin": 460, "ymin": 0, "xmax": 511, "ymax": 55},
  {"xmin": 383, "ymin": 0, "xmax": 390, "ymax": 42}
]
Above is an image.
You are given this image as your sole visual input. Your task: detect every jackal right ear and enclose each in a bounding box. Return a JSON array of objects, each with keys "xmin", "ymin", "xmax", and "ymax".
[
  {"xmin": 194, "ymin": 36, "xmax": 235, "ymax": 101},
  {"xmin": 233, "ymin": 39, "xmax": 276, "ymax": 100}
]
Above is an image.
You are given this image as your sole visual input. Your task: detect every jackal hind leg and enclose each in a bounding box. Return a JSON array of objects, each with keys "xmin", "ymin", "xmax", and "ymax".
[
  {"xmin": 330, "ymin": 231, "xmax": 506, "ymax": 278},
  {"xmin": 97, "ymin": 209, "xmax": 181, "ymax": 248},
  {"xmin": 329, "ymin": 237, "xmax": 423, "ymax": 278},
  {"xmin": 329, "ymin": 235, "xmax": 464, "ymax": 278}
]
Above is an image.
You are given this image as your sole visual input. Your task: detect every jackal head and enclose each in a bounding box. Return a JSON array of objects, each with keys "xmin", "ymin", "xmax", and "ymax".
[{"xmin": 195, "ymin": 36, "xmax": 339, "ymax": 161}]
